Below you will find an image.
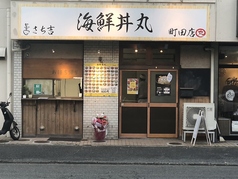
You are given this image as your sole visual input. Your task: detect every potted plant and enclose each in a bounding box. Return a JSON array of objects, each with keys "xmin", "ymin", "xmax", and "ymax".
[
  {"xmin": 22, "ymin": 85, "xmax": 31, "ymax": 98},
  {"xmin": 28, "ymin": 90, "xmax": 33, "ymax": 98}
]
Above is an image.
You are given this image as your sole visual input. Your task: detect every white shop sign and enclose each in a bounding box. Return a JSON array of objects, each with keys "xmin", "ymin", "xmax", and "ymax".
[
  {"xmin": 11, "ymin": 2, "xmax": 209, "ymax": 41},
  {"xmin": 232, "ymin": 121, "xmax": 238, "ymax": 132}
]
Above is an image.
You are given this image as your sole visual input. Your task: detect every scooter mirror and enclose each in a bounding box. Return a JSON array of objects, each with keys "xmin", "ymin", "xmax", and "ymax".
[{"xmin": 9, "ymin": 92, "xmax": 12, "ymax": 97}]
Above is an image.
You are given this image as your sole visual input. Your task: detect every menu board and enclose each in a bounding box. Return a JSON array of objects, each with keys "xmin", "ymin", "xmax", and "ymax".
[{"xmin": 84, "ymin": 63, "xmax": 118, "ymax": 97}]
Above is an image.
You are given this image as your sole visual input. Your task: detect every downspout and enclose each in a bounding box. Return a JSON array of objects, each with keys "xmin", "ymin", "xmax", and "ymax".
[
  {"xmin": 210, "ymin": 49, "xmax": 214, "ymax": 103},
  {"xmin": 205, "ymin": 47, "xmax": 214, "ymax": 103},
  {"xmin": 7, "ymin": 8, "xmax": 11, "ymax": 99}
]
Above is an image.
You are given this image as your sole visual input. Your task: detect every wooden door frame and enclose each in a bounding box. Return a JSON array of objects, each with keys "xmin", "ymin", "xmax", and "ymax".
[
  {"xmin": 119, "ymin": 70, "xmax": 148, "ymax": 138},
  {"xmin": 119, "ymin": 69, "xmax": 179, "ymax": 138},
  {"xmin": 147, "ymin": 69, "xmax": 178, "ymax": 138}
]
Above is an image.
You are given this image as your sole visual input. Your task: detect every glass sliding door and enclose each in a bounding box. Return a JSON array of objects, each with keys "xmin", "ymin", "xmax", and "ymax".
[
  {"xmin": 119, "ymin": 69, "xmax": 178, "ymax": 138},
  {"xmin": 119, "ymin": 70, "xmax": 148, "ymax": 138},
  {"xmin": 147, "ymin": 69, "xmax": 178, "ymax": 137}
]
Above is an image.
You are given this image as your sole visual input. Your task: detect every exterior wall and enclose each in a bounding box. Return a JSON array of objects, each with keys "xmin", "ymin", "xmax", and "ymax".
[
  {"xmin": 83, "ymin": 41, "xmax": 119, "ymax": 139},
  {"xmin": 13, "ymin": 51, "xmax": 22, "ymax": 133},
  {"xmin": 12, "ymin": 0, "xmax": 216, "ymax": 2},
  {"xmin": 216, "ymin": 0, "xmax": 238, "ymax": 41},
  {"xmin": 179, "ymin": 45, "xmax": 212, "ymax": 136},
  {"xmin": 180, "ymin": 45, "xmax": 211, "ymax": 68},
  {"xmin": 0, "ymin": 0, "xmax": 10, "ymax": 132}
]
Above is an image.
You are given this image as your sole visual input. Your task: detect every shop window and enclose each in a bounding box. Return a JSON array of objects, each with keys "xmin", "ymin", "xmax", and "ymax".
[
  {"xmin": 122, "ymin": 48, "xmax": 146, "ymax": 64},
  {"xmin": 150, "ymin": 71, "xmax": 177, "ymax": 103},
  {"xmin": 24, "ymin": 79, "xmax": 53, "ymax": 97},
  {"xmin": 219, "ymin": 46, "xmax": 238, "ymax": 120},
  {"xmin": 22, "ymin": 50, "xmax": 83, "ymax": 99},
  {"xmin": 121, "ymin": 71, "xmax": 147, "ymax": 103},
  {"xmin": 152, "ymin": 49, "xmax": 175, "ymax": 63},
  {"xmin": 120, "ymin": 42, "xmax": 179, "ymax": 67},
  {"xmin": 218, "ymin": 68, "xmax": 238, "ymax": 118},
  {"xmin": 23, "ymin": 78, "xmax": 82, "ymax": 98},
  {"xmin": 54, "ymin": 79, "xmax": 82, "ymax": 98},
  {"xmin": 180, "ymin": 69, "xmax": 210, "ymax": 96}
]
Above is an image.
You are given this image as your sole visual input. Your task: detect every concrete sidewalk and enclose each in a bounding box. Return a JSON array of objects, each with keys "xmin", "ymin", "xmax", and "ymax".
[{"xmin": 0, "ymin": 137, "xmax": 238, "ymax": 147}]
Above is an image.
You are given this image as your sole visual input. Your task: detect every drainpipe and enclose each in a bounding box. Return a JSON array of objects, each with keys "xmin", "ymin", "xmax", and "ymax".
[
  {"xmin": 210, "ymin": 49, "xmax": 215, "ymax": 103},
  {"xmin": 7, "ymin": 8, "xmax": 11, "ymax": 99},
  {"xmin": 204, "ymin": 47, "xmax": 214, "ymax": 103}
]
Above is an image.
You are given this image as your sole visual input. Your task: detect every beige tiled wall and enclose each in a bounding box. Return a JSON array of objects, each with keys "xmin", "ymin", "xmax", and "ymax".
[
  {"xmin": 13, "ymin": 51, "xmax": 23, "ymax": 134},
  {"xmin": 83, "ymin": 41, "xmax": 119, "ymax": 139}
]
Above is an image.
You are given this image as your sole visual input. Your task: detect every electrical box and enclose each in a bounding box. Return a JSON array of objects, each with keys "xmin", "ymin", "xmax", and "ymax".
[{"xmin": 218, "ymin": 117, "xmax": 230, "ymax": 136}]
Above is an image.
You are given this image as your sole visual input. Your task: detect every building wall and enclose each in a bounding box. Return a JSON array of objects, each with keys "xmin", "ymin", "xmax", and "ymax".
[
  {"xmin": 180, "ymin": 45, "xmax": 211, "ymax": 68},
  {"xmin": 13, "ymin": 51, "xmax": 22, "ymax": 132},
  {"xmin": 179, "ymin": 45, "xmax": 212, "ymax": 136},
  {"xmin": 0, "ymin": 0, "xmax": 10, "ymax": 131},
  {"xmin": 216, "ymin": 0, "xmax": 238, "ymax": 41},
  {"xmin": 11, "ymin": 0, "xmax": 216, "ymax": 3},
  {"xmin": 83, "ymin": 41, "xmax": 119, "ymax": 139}
]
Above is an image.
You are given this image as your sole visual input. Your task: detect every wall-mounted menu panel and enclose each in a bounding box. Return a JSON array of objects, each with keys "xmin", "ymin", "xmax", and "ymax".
[{"xmin": 84, "ymin": 63, "xmax": 118, "ymax": 97}]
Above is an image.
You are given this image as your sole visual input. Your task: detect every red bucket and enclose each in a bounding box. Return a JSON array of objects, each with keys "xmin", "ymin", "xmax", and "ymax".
[{"xmin": 94, "ymin": 129, "xmax": 106, "ymax": 141}]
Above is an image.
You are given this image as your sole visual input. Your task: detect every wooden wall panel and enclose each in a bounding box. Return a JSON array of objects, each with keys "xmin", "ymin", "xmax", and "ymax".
[
  {"xmin": 37, "ymin": 100, "xmax": 56, "ymax": 135},
  {"xmin": 23, "ymin": 58, "xmax": 82, "ymax": 79},
  {"xmin": 22, "ymin": 100, "xmax": 83, "ymax": 137},
  {"xmin": 58, "ymin": 101, "xmax": 83, "ymax": 136},
  {"xmin": 22, "ymin": 101, "xmax": 37, "ymax": 136}
]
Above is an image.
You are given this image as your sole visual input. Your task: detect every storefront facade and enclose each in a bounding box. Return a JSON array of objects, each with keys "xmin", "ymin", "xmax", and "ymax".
[{"xmin": 0, "ymin": 0, "xmax": 237, "ymax": 140}]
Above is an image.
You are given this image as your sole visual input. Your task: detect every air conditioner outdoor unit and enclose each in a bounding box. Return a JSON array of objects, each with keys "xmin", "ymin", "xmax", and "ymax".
[{"xmin": 183, "ymin": 103, "xmax": 216, "ymax": 131}]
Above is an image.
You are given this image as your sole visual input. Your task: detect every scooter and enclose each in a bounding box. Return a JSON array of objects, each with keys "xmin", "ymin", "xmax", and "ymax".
[{"xmin": 0, "ymin": 92, "xmax": 20, "ymax": 140}]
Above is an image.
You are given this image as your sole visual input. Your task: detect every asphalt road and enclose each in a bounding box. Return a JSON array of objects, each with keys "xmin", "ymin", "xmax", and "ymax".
[
  {"xmin": 1, "ymin": 163, "xmax": 238, "ymax": 179},
  {"xmin": 0, "ymin": 144, "xmax": 238, "ymax": 166}
]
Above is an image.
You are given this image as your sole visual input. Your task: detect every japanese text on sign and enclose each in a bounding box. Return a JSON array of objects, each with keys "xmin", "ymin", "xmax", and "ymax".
[{"xmin": 77, "ymin": 12, "xmax": 153, "ymax": 33}]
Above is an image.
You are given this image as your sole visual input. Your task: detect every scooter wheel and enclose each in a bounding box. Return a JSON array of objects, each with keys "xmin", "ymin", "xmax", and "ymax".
[{"xmin": 10, "ymin": 127, "xmax": 20, "ymax": 140}]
